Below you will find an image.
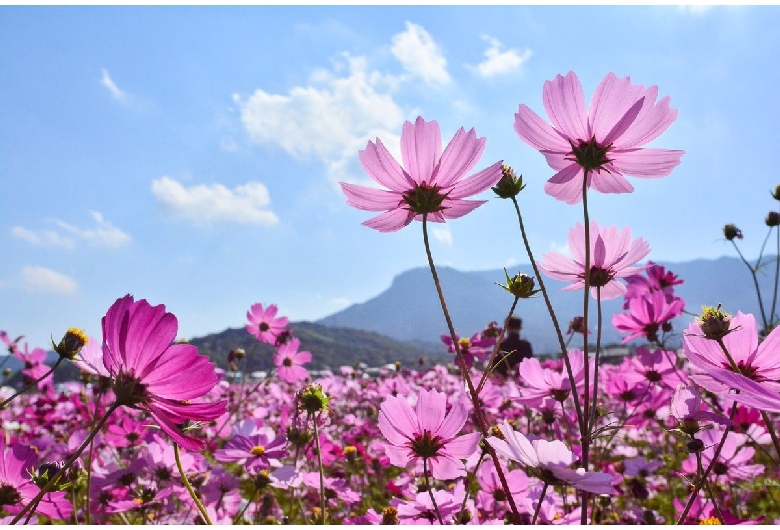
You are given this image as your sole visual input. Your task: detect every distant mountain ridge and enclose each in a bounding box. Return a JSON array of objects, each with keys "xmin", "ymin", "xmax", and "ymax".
[{"xmin": 317, "ymin": 256, "xmax": 779, "ymax": 354}]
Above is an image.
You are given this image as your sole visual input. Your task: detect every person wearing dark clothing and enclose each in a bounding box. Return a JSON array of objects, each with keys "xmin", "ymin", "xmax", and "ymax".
[{"xmin": 490, "ymin": 316, "xmax": 533, "ymax": 377}]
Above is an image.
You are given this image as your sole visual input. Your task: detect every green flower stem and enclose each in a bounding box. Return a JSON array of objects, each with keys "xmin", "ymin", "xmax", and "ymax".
[
  {"xmin": 233, "ymin": 485, "xmax": 258, "ymax": 524},
  {"xmin": 676, "ymin": 403, "xmax": 737, "ymax": 524},
  {"xmin": 771, "ymin": 224, "xmax": 780, "ymax": 326},
  {"xmin": 0, "ymin": 356, "xmax": 64, "ymax": 410},
  {"xmin": 510, "ymin": 195, "xmax": 585, "ymax": 433},
  {"xmin": 588, "ymin": 287, "xmax": 604, "ymax": 433},
  {"xmin": 423, "ymin": 457, "xmax": 445, "ymax": 525},
  {"xmin": 731, "ymin": 240, "xmax": 769, "ymax": 333},
  {"xmin": 311, "ymin": 412, "xmax": 327, "ymax": 525},
  {"xmin": 457, "ymin": 450, "xmax": 486, "ymax": 523},
  {"xmin": 697, "ymin": 452, "xmax": 725, "ymax": 524},
  {"xmin": 531, "ymin": 481, "xmax": 549, "ymax": 525},
  {"xmin": 476, "ymin": 297, "xmax": 519, "ymax": 395},
  {"xmin": 173, "ymin": 442, "xmax": 211, "ymax": 525},
  {"xmin": 580, "ymin": 174, "xmax": 593, "ymax": 526},
  {"xmin": 11, "ymin": 402, "xmax": 119, "ymax": 525},
  {"xmin": 421, "ymin": 215, "xmax": 521, "ymax": 524}
]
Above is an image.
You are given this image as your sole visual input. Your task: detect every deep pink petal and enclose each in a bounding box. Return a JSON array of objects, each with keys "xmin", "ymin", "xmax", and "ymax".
[
  {"xmin": 401, "ymin": 117, "xmax": 441, "ymax": 184},
  {"xmin": 447, "ymin": 160, "xmax": 504, "ymax": 199},
  {"xmin": 362, "ymin": 209, "xmax": 414, "ymax": 232},
  {"xmin": 435, "ymin": 127, "xmax": 485, "ymax": 188},
  {"xmin": 543, "ymin": 164, "xmax": 585, "ymax": 204},
  {"xmin": 340, "ymin": 182, "xmax": 403, "ymax": 211},
  {"xmin": 542, "ymin": 71, "xmax": 588, "ymax": 141},
  {"xmin": 609, "ymin": 148, "xmax": 684, "ymax": 179},
  {"xmin": 514, "ymin": 105, "xmax": 571, "ymax": 152},
  {"xmin": 358, "ymin": 138, "xmax": 414, "ymax": 191}
]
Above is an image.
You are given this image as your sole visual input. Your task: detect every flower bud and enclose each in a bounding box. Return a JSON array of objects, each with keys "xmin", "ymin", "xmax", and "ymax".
[
  {"xmin": 497, "ymin": 269, "xmax": 540, "ymax": 298},
  {"xmin": 696, "ymin": 305, "xmax": 733, "ymax": 340},
  {"xmin": 491, "ymin": 165, "xmax": 526, "ymax": 199},
  {"xmin": 381, "ymin": 506, "xmax": 399, "ymax": 525},
  {"xmin": 772, "ymin": 185, "xmax": 780, "ymax": 201},
  {"xmin": 567, "ymin": 316, "xmax": 587, "ymax": 335},
  {"xmin": 723, "ymin": 224, "xmax": 742, "ymax": 241},
  {"xmin": 52, "ymin": 328, "xmax": 88, "ymax": 360},
  {"xmin": 297, "ymin": 383, "xmax": 330, "ymax": 414},
  {"xmin": 686, "ymin": 438, "xmax": 704, "ymax": 453},
  {"xmin": 767, "ymin": 211, "xmax": 780, "ymax": 227}
]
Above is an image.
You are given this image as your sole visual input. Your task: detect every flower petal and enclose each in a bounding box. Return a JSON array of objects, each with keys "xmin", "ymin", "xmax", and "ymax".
[
  {"xmin": 339, "ymin": 183, "xmax": 403, "ymax": 212},
  {"xmin": 543, "ymin": 71, "xmax": 588, "ymax": 142},
  {"xmin": 401, "ymin": 117, "xmax": 442, "ymax": 185}
]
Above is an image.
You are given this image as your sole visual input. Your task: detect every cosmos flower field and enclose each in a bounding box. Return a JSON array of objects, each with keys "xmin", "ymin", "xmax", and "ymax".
[{"xmin": 2, "ymin": 71, "xmax": 780, "ymax": 525}]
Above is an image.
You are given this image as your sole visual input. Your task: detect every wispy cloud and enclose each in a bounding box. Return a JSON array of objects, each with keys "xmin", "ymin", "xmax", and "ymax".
[
  {"xmin": 55, "ymin": 212, "xmax": 131, "ymax": 248},
  {"xmin": 12, "ymin": 212, "xmax": 130, "ymax": 249},
  {"xmin": 235, "ymin": 54, "xmax": 405, "ymax": 184},
  {"xmin": 100, "ymin": 68, "xmax": 131, "ymax": 105},
  {"xmin": 391, "ymin": 21, "xmax": 451, "ymax": 86},
  {"xmin": 151, "ymin": 176, "xmax": 279, "ymax": 227},
  {"xmin": 469, "ymin": 36, "xmax": 532, "ymax": 78},
  {"xmin": 21, "ymin": 266, "xmax": 77, "ymax": 294},
  {"xmin": 11, "ymin": 226, "xmax": 75, "ymax": 249},
  {"xmin": 431, "ymin": 226, "xmax": 453, "ymax": 246},
  {"xmin": 677, "ymin": 5, "xmax": 713, "ymax": 15}
]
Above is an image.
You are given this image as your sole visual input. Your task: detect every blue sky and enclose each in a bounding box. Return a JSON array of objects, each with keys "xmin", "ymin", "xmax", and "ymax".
[{"xmin": 2, "ymin": 5, "xmax": 779, "ymax": 349}]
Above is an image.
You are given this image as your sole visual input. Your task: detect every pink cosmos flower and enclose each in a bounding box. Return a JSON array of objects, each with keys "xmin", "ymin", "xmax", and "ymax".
[
  {"xmin": 622, "ymin": 261, "xmax": 683, "ymax": 308},
  {"xmin": 683, "ymin": 311, "xmax": 780, "ymax": 394},
  {"xmin": 273, "ymin": 338, "xmax": 311, "ymax": 384},
  {"xmin": 487, "ymin": 420, "xmax": 616, "ymax": 494},
  {"xmin": 539, "ymin": 221, "xmax": 650, "ymax": 300},
  {"xmin": 514, "ymin": 71, "xmax": 684, "ymax": 204},
  {"xmin": 246, "ymin": 303, "xmax": 289, "ymax": 345},
  {"xmin": 72, "ymin": 335, "xmax": 111, "ymax": 378},
  {"xmin": 340, "ymin": 116, "xmax": 504, "ymax": 232},
  {"xmin": 0, "ymin": 331, "xmax": 23, "ymax": 354},
  {"xmin": 378, "ymin": 388, "xmax": 480, "ymax": 480},
  {"xmin": 12, "ymin": 344, "xmax": 53, "ymax": 390},
  {"xmin": 440, "ymin": 331, "xmax": 496, "ymax": 369},
  {"xmin": 669, "ymin": 384, "xmax": 731, "ymax": 431},
  {"xmin": 214, "ymin": 426, "xmax": 287, "ymax": 472},
  {"xmin": 612, "ymin": 290, "xmax": 684, "ymax": 343},
  {"xmin": 514, "ymin": 351, "xmax": 590, "ymax": 407},
  {"xmin": 0, "ymin": 439, "xmax": 72, "ymax": 520},
  {"xmin": 102, "ymin": 295, "xmax": 227, "ymax": 451}
]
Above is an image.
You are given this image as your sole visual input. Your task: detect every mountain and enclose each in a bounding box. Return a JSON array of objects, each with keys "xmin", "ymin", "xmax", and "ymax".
[
  {"xmin": 188, "ymin": 321, "xmax": 446, "ymax": 373},
  {"xmin": 317, "ymin": 256, "xmax": 779, "ymax": 354}
]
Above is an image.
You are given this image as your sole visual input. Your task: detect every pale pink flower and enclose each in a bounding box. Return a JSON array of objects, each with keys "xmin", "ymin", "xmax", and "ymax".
[
  {"xmin": 514, "ymin": 70, "xmax": 683, "ymax": 204},
  {"xmin": 683, "ymin": 311, "xmax": 780, "ymax": 394},
  {"xmin": 378, "ymin": 388, "xmax": 480, "ymax": 480},
  {"xmin": 273, "ymin": 338, "xmax": 311, "ymax": 384},
  {"xmin": 539, "ymin": 221, "xmax": 650, "ymax": 300},
  {"xmin": 246, "ymin": 303, "xmax": 289, "ymax": 345},
  {"xmin": 340, "ymin": 116, "xmax": 503, "ymax": 232},
  {"xmin": 487, "ymin": 420, "xmax": 616, "ymax": 494}
]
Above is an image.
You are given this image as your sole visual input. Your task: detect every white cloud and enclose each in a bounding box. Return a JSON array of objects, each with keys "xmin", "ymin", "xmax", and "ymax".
[
  {"xmin": 12, "ymin": 213, "xmax": 129, "ymax": 249},
  {"xmin": 151, "ymin": 176, "xmax": 279, "ymax": 227},
  {"xmin": 21, "ymin": 266, "xmax": 77, "ymax": 294},
  {"xmin": 677, "ymin": 5, "xmax": 713, "ymax": 15},
  {"xmin": 11, "ymin": 226, "xmax": 75, "ymax": 249},
  {"xmin": 55, "ymin": 212, "xmax": 131, "ymax": 248},
  {"xmin": 431, "ymin": 226, "xmax": 453, "ymax": 246},
  {"xmin": 391, "ymin": 22, "xmax": 451, "ymax": 87},
  {"xmin": 234, "ymin": 54, "xmax": 405, "ymax": 184},
  {"xmin": 100, "ymin": 69, "xmax": 131, "ymax": 105},
  {"xmin": 469, "ymin": 37, "xmax": 532, "ymax": 78}
]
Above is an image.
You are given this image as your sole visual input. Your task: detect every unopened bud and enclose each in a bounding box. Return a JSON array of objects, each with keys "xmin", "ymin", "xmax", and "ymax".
[
  {"xmin": 491, "ymin": 165, "xmax": 526, "ymax": 199},
  {"xmin": 52, "ymin": 328, "xmax": 88, "ymax": 360},
  {"xmin": 767, "ymin": 211, "xmax": 780, "ymax": 227},
  {"xmin": 567, "ymin": 316, "xmax": 587, "ymax": 335},
  {"xmin": 696, "ymin": 305, "xmax": 733, "ymax": 340},
  {"xmin": 723, "ymin": 224, "xmax": 743, "ymax": 241},
  {"xmin": 297, "ymin": 383, "xmax": 330, "ymax": 414},
  {"xmin": 772, "ymin": 185, "xmax": 780, "ymax": 201},
  {"xmin": 497, "ymin": 269, "xmax": 540, "ymax": 298},
  {"xmin": 686, "ymin": 438, "xmax": 704, "ymax": 453}
]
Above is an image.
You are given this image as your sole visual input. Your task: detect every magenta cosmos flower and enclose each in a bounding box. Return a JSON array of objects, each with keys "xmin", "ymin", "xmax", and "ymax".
[
  {"xmin": 273, "ymin": 338, "xmax": 311, "ymax": 384},
  {"xmin": 340, "ymin": 116, "xmax": 503, "ymax": 232},
  {"xmin": 514, "ymin": 71, "xmax": 684, "ymax": 204},
  {"xmin": 102, "ymin": 295, "xmax": 227, "ymax": 451},
  {"xmin": 487, "ymin": 421, "xmax": 615, "ymax": 495},
  {"xmin": 539, "ymin": 221, "xmax": 650, "ymax": 300},
  {"xmin": 246, "ymin": 303, "xmax": 289, "ymax": 345},
  {"xmin": 378, "ymin": 388, "xmax": 480, "ymax": 480},
  {"xmin": 214, "ymin": 426, "xmax": 287, "ymax": 472},
  {"xmin": 612, "ymin": 289, "xmax": 684, "ymax": 343},
  {"xmin": 0, "ymin": 440, "xmax": 72, "ymax": 520},
  {"xmin": 683, "ymin": 311, "xmax": 780, "ymax": 394}
]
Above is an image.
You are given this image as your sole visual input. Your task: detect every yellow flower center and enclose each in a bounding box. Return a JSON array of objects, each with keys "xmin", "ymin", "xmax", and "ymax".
[
  {"xmin": 458, "ymin": 338, "xmax": 471, "ymax": 349},
  {"xmin": 250, "ymin": 445, "xmax": 266, "ymax": 456},
  {"xmin": 699, "ymin": 516, "xmax": 722, "ymax": 525}
]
